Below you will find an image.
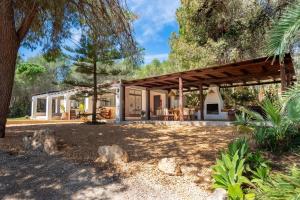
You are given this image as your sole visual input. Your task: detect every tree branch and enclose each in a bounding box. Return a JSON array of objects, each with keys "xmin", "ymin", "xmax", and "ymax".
[{"xmin": 16, "ymin": 2, "xmax": 38, "ymax": 42}]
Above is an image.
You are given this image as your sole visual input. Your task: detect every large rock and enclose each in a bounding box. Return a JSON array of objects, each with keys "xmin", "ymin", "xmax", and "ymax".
[
  {"xmin": 158, "ymin": 157, "xmax": 181, "ymax": 176},
  {"xmin": 95, "ymin": 145, "xmax": 129, "ymax": 165},
  {"xmin": 23, "ymin": 129, "xmax": 58, "ymax": 155},
  {"xmin": 207, "ymin": 188, "xmax": 227, "ymax": 200}
]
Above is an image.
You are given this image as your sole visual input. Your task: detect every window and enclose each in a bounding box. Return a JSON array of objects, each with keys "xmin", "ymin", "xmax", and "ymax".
[
  {"xmin": 129, "ymin": 89, "xmax": 142, "ymax": 115},
  {"xmin": 37, "ymin": 98, "xmax": 46, "ymax": 112},
  {"xmin": 99, "ymin": 95, "xmax": 116, "ymax": 107}
]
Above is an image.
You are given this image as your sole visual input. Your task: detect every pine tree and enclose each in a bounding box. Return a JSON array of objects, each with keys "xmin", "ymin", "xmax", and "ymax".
[{"xmin": 65, "ymin": 32, "xmax": 130, "ymax": 123}]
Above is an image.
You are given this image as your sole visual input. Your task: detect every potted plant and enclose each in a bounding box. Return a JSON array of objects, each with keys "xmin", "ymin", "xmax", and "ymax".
[{"xmin": 60, "ymin": 105, "xmax": 68, "ymax": 120}]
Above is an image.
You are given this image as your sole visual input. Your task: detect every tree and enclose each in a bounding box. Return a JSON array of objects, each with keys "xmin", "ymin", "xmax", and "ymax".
[
  {"xmin": 169, "ymin": 0, "xmax": 294, "ymax": 70},
  {"xmin": 134, "ymin": 59, "xmax": 174, "ymax": 78},
  {"xmin": 0, "ymin": 0, "xmax": 137, "ymax": 137},
  {"xmin": 10, "ymin": 55, "xmax": 70, "ymax": 118},
  {"xmin": 267, "ymin": 0, "xmax": 300, "ymax": 63},
  {"xmin": 65, "ymin": 33, "xmax": 132, "ymax": 123}
]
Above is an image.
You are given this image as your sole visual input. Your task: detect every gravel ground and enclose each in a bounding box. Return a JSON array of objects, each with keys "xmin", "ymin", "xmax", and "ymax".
[{"xmin": 0, "ymin": 151, "xmax": 208, "ymax": 200}]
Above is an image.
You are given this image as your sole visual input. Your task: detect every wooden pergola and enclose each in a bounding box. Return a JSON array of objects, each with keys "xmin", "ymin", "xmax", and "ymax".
[{"xmin": 121, "ymin": 55, "xmax": 296, "ymax": 121}]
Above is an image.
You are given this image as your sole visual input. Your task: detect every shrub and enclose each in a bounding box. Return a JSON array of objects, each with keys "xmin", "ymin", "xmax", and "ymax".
[
  {"xmin": 237, "ymin": 99, "xmax": 298, "ymax": 152},
  {"xmin": 226, "ymin": 138, "xmax": 249, "ymax": 159},
  {"xmin": 255, "ymin": 166, "xmax": 300, "ymax": 199},
  {"xmin": 212, "ymin": 138, "xmax": 271, "ymax": 200},
  {"xmin": 212, "ymin": 151, "xmax": 253, "ymax": 199}
]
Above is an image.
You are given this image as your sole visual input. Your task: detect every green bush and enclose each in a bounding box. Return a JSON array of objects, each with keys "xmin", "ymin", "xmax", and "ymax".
[
  {"xmin": 212, "ymin": 151, "xmax": 253, "ymax": 199},
  {"xmin": 212, "ymin": 138, "xmax": 272, "ymax": 200},
  {"xmin": 226, "ymin": 138, "xmax": 250, "ymax": 159},
  {"xmin": 238, "ymin": 99, "xmax": 299, "ymax": 152},
  {"xmin": 255, "ymin": 166, "xmax": 300, "ymax": 200}
]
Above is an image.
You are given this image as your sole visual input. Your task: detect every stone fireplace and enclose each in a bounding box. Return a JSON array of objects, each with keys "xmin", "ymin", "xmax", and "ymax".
[{"xmin": 204, "ymin": 85, "xmax": 228, "ymax": 120}]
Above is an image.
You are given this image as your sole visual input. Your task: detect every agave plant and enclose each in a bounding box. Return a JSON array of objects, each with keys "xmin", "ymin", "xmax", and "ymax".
[{"xmin": 212, "ymin": 151, "xmax": 254, "ymax": 199}]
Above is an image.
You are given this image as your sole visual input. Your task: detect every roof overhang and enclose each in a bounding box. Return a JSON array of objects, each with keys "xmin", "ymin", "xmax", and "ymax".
[{"xmin": 123, "ymin": 54, "xmax": 296, "ymax": 90}]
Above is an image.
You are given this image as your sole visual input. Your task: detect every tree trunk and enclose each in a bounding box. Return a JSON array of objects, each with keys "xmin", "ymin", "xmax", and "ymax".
[
  {"xmin": 92, "ymin": 61, "xmax": 97, "ymax": 123},
  {"xmin": 0, "ymin": 1, "xmax": 19, "ymax": 138}
]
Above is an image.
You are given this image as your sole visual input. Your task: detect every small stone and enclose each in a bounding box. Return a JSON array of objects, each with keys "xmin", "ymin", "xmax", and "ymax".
[
  {"xmin": 207, "ymin": 188, "xmax": 227, "ymax": 200},
  {"xmin": 158, "ymin": 157, "xmax": 181, "ymax": 176}
]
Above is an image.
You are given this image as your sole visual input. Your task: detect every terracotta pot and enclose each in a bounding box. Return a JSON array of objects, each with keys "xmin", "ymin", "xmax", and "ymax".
[{"xmin": 61, "ymin": 112, "xmax": 69, "ymax": 120}]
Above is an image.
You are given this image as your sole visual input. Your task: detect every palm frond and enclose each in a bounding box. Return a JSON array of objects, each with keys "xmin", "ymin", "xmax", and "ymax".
[{"xmin": 267, "ymin": 0, "xmax": 300, "ymax": 63}]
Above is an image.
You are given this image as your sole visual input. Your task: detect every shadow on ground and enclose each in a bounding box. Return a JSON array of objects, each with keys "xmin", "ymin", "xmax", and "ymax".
[{"xmin": 0, "ymin": 150, "xmax": 126, "ymax": 200}]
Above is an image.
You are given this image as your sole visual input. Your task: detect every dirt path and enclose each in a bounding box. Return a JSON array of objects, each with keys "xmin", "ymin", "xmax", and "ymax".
[
  {"xmin": 1, "ymin": 123, "xmax": 237, "ymax": 199},
  {"xmin": 0, "ymin": 151, "xmax": 208, "ymax": 200}
]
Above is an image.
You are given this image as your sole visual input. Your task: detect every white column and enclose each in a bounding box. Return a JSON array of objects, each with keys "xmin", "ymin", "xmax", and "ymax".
[
  {"xmin": 55, "ymin": 98, "xmax": 59, "ymax": 113},
  {"xmin": 115, "ymin": 83, "xmax": 124, "ymax": 123},
  {"xmin": 64, "ymin": 95, "xmax": 71, "ymax": 120},
  {"xmin": 84, "ymin": 97, "xmax": 89, "ymax": 112},
  {"xmin": 31, "ymin": 97, "xmax": 37, "ymax": 119},
  {"xmin": 46, "ymin": 96, "xmax": 53, "ymax": 120}
]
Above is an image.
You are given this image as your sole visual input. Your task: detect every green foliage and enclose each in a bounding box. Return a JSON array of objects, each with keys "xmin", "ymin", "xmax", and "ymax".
[
  {"xmin": 10, "ymin": 55, "xmax": 69, "ymax": 118},
  {"xmin": 16, "ymin": 1, "xmax": 137, "ymax": 62},
  {"xmin": 16, "ymin": 63, "xmax": 46, "ymax": 81},
  {"xmin": 170, "ymin": 0, "xmax": 292, "ymax": 70},
  {"xmin": 185, "ymin": 92, "xmax": 201, "ymax": 109},
  {"xmin": 267, "ymin": 0, "xmax": 300, "ymax": 63},
  {"xmin": 246, "ymin": 152, "xmax": 269, "ymax": 171},
  {"xmin": 238, "ymin": 98, "xmax": 299, "ymax": 152},
  {"xmin": 134, "ymin": 59, "xmax": 174, "ymax": 78},
  {"xmin": 226, "ymin": 138, "xmax": 250, "ymax": 159},
  {"xmin": 230, "ymin": 87, "xmax": 258, "ymax": 106},
  {"xmin": 256, "ymin": 166, "xmax": 300, "ymax": 199},
  {"xmin": 234, "ymin": 112, "xmax": 254, "ymax": 134},
  {"xmin": 282, "ymin": 83, "xmax": 300, "ymax": 123},
  {"xmin": 212, "ymin": 139, "xmax": 272, "ymax": 199},
  {"xmin": 212, "ymin": 150, "xmax": 253, "ymax": 200},
  {"xmin": 251, "ymin": 166, "xmax": 270, "ymax": 187}
]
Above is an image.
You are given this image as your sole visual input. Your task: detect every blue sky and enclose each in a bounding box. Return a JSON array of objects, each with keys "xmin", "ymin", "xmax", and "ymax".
[{"xmin": 19, "ymin": 0, "xmax": 180, "ymax": 65}]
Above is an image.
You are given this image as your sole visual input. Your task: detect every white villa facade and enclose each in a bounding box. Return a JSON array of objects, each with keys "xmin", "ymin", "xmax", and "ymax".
[{"xmin": 31, "ymin": 83, "xmax": 230, "ymax": 122}]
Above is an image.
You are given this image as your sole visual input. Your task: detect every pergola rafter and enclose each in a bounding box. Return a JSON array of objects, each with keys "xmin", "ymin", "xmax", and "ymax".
[{"xmin": 119, "ymin": 54, "xmax": 296, "ymax": 121}]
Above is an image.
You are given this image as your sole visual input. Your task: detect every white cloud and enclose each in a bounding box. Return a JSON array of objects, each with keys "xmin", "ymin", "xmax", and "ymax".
[
  {"xmin": 128, "ymin": 0, "xmax": 180, "ymax": 44},
  {"xmin": 144, "ymin": 53, "xmax": 169, "ymax": 64}
]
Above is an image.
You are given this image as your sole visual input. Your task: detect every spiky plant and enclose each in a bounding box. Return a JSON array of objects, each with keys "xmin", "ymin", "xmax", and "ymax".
[
  {"xmin": 267, "ymin": 0, "xmax": 300, "ymax": 63},
  {"xmin": 256, "ymin": 166, "xmax": 300, "ymax": 200}
]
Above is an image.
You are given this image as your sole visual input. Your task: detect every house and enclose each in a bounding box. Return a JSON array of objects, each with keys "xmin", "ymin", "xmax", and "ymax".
[{"xmin": 31, "ymin": 55, "xmax": 296, "ymax": 122}]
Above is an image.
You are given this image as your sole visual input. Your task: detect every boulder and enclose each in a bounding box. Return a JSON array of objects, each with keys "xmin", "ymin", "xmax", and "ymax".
[
  {"xmin": 96, "ymin": 145, "xmax": 129, "ymax": 165},
  {"xmin": 158, "ymin": 157, "xmax": 181, "ymax": 176},
  {"xmin": 23, "ymin": 129, "xmax": 57, "ymax": 155},
  {"xmin": 207, "ymin": 188, "xmax": 227, "ymax": 200}
]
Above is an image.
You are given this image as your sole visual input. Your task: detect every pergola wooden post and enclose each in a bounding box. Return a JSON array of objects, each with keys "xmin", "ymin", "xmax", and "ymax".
[
  {"xmin": 280, "ymin": 63, "xmax": 287, "ymax": 92},
  {"xmin": 166, "ymin": 89, "xmax": 170, "ymax": 109},
  {"xmin": 178, "ymin": 75, "xmax": 184, "ymax": 121},
  {"xmin": 199, "ymin": 83, "xmax": 204, "ymax": 120},
  {"xmin": 145, "ymin": 88, "xmax": 150, "ymax": 120}
]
